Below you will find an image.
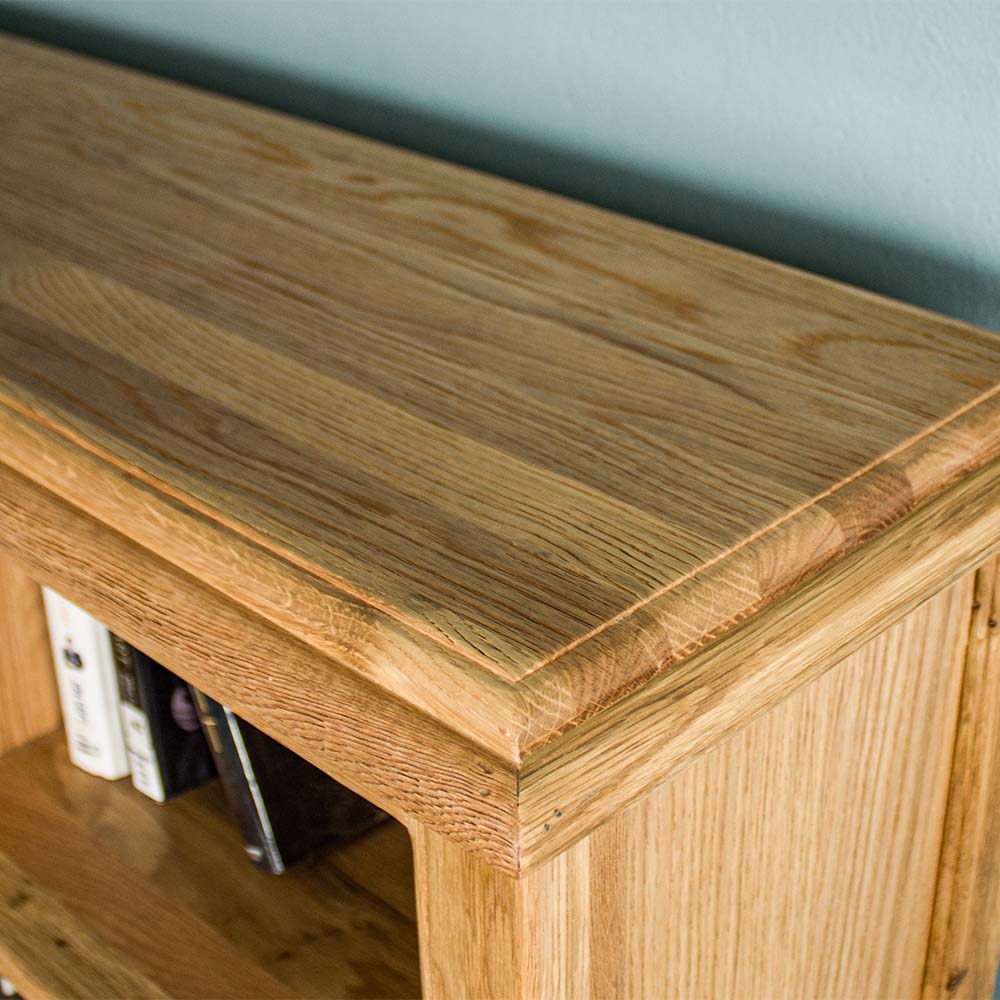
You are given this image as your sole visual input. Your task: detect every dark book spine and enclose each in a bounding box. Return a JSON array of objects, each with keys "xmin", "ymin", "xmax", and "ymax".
[
  {"xmin": 189, "ymin": 686, "xmax": 387, "ymax": 873},
  {"xmin": 110, "ymin": 633, "xmax": 164, "ymax": 800},
  {"xmin": 112, "ymin": 636, "xmax": 215, "ymax": 802},
  {"xmin": 189, "ymin": 687, "xmax": 285, "ymax": 873}
]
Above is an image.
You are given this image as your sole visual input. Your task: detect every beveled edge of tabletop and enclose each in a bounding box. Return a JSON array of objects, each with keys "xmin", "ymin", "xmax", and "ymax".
[
  {"xmin": 3, "ymin": 386, "xmax": 1000, "ymax": 873},
  {"xmin": 5, "ymin": 370, "xmax": 1000, "ymax": 749},
  {"xmin": 514, "ymin": 380, "xmax": 1000, "ymax": 746}
]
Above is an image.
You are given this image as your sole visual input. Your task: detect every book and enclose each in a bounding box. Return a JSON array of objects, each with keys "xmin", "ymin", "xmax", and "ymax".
[
  {"xmin": 41, "ymin": 588, "xmax": 129, "ymax": 780},
  {"xmin": 110, "ymin": 636, "xmax": 216, "ymax": 802},
  {"xmin": 190, "ymin": 687, "xmax": 386, "ymax": 873}
]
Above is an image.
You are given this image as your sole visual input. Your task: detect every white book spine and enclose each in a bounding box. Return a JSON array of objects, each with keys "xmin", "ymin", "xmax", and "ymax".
[{"xmin": 42, "ymin": 587, "xmax": 130, "ymax": 780}]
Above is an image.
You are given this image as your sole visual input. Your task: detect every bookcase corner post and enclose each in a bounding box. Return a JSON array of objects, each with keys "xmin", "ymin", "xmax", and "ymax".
[
  {"xmin": 408, "ymin": 820, "xmax": 614, "ymax": 1000},
  {"xmin": 921, "ymin": 557, "xmax": 1000, "ymax": 1000}
]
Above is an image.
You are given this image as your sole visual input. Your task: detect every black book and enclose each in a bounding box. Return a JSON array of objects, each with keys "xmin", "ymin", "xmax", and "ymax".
[
  {"xmin": 111, "ymin": 636, "xmax": 216, "ymax": 802},
  {"xmin": 189, "ymin": 687, "xmax": 386, "ymax": 873}
]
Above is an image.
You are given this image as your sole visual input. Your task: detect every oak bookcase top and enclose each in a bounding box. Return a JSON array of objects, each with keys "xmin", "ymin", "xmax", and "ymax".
[{"xmin": 2, "ymin": 34, "xmax": 1000, "ymax": 870}]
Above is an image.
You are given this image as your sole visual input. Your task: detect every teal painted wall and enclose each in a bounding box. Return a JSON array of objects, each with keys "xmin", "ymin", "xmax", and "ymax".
[{"xmin": 1, "ymin": 1, "xmax": 998, "ymax": 330}]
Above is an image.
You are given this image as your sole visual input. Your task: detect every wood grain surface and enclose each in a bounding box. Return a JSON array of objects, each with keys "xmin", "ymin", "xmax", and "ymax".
[
  {"xmin": 2, "ymin": 35, "xmax": 1000, "ymax": 875},
  {"xmin": 0, "ymin": 731, "xmax": 420, "ymax": 999},
  {"xmin": 923, "ymin": 555, "xmax": 1000, "ymax": 999},
  {"xmin": 0, "ymin": 552, "xmax": 58, "ymax": 753},
  {"xmin": 1, "ymin": 34, "xmax": 999, "ymax": 709},
  {"xmin": 412, "ymin": 579, "xmax": 972, "ymax": 999}
]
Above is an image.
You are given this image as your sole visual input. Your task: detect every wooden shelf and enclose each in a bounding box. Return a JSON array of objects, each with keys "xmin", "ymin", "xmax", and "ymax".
[{"xmin": 0, "ymin": 730, "xmax": 420, "ymax": 1000}]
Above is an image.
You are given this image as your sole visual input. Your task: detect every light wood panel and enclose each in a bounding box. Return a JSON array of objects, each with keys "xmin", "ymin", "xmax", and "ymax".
[
  {"xmin": 923, "ymin": 555, "xmax": 1000, "ymax": 999},
  {"xmin": 0, "ymin": 550, "xmax": 59, "ymax": 754},
  {"xmin": 0, "ymin": 731, "xmax": 420, "ymax": 999},
  {"xmin": 1, "ymin": 33, "xmax": 999, "ymax": 739},
  {"xmin": 413, "ymin": 579, "xmax": 972, "ymax": 998}
]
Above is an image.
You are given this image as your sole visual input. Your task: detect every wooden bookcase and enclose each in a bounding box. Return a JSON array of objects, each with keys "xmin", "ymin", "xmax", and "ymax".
[{"xmin": 1, "ymin": 32, "xmax": 1000, "ymax": 1000}]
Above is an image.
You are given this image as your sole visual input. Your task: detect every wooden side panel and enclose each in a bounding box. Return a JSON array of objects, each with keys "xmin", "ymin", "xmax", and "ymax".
[
  {"xmin": 614, "ymin": 575, "xmax": 970, "ymax": 1000},
  {"xmin": 0, "ymin": 551, "xmax": 59, "ymax": 754},
  {"xmin": 923, "ymin": 556, "xmax": 1000, "ymax": 999},
  {"xmin": 412, "ymin": 578, "xmax": 973, "ymax": 999}
]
